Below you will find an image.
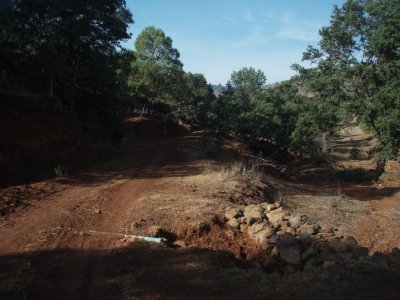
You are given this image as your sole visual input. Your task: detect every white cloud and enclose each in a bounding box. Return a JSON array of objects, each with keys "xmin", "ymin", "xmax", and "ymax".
[{"xmin": 266, "ymin": 11, "xmax": 322, "ymax": 42}]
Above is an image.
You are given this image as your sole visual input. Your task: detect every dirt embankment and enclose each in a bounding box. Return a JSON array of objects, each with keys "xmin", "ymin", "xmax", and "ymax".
[{"xmin": 0, "ymin": 92, "xmax": 119, "ymax": 188}]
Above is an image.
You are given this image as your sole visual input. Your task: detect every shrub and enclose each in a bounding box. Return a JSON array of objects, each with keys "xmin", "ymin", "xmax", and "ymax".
[{"xmin": 54, "ymin": 164, "xmax": 68, "ymax": 178}]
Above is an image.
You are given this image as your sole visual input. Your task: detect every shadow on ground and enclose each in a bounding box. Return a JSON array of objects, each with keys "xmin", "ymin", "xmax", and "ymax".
[{"xmin": 1, "ymin": 242, "xmax": 400, "ymax": 300}]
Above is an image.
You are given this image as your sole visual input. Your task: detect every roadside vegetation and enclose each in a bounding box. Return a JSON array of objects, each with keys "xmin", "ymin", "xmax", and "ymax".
[{"xmin": 1, "ymin": 0, "xmax": 398, "ymax": 182}]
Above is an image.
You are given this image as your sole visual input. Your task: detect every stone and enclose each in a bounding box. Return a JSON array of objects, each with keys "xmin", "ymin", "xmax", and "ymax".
[
  {"xmin": 271, "ymin": 245, "xmax": 279, "ymax": 257},
  {"xmin": 371, "ymin": 252, "xmax": 389, "ymax": 268},
  {"xmin": 317, "ymin": 232, "xmax": 335, "ymax": 239},
  {"xmin": 250, "ymin": 207, "xmax": 265, "ymax": 221},
  {"xmin": 329, "ymin": 239, "xmax": 348, "ymax": 253},
  {"xmin": 226, "ymin": 218, "xmax": 240, "ymax": 229},
  {"xmin": 94, "ymin": 208, "xmax": 102, "ymax": 214},
  {"xmin": 287, "ymin": 215, "xmax": 302, "ymax": 229},
  {"xmin": 173, "ymin": 240, "xmax": 187, "ymax": 248},
  {"xmin": 255, "ymin": 228, "xmax": 275, "ymax": 243},
  {"xmin": 298, "ymin": 233, "xmax": 312, "ymax": 246},
  {"xmin": 269, "ymin": 234, "xmax": 279, "ymax": 244},
  {"xmin": 260, "ymin": 238, "xmax": 270, "ymax": 250},
  {"xmin": 388, "ymin": 247, "xmax": 400, "ymax": 268},
  {"xmin": 259, "ymin": 202, "xmax": 270, "ymax": 210},
  {"xmin": 301, "ymin": 246, "xmax": 316, "ymax": 261},
  {"xmin": 321, "ymin": 251, "xmax": 341, "ymax": 262},
  {"xmin": 251, "ymin": 221, "xmax": 268, "ymax": 233},
  {"xmin": 353, "ymin": 246, "xmax": 369, "ymax": 258},
  {"xmin": 225, "ymin": 208, "xmax": 242, "ymax": 220},
  {"xmin": 237, "ymin": 216, "xmax": 246, "ymax": 223},
  {"xmin": 239, "ymin": 223, "xmax": 247, "ymax": 233},
  {"xmin": 297, "ymin": 224, "xmax": 319, "ymax": 235},
  {"xmin": 264, "ymin": 203, "xmax": 279, "ymax": 212},
  {"xmin": 342, "ymin": 236, "xmax": 357, "ymax": 248},
  {"xmin": 277, "ymin": 233, "xmax": 299, "ymax": 247},
  {"xmin": 338, "ymin": 251, "xmax": 355, "ymax": 261},
  {"xmin": 279, "ymin": 244, "xmax": 302, "ymax": 265},
  {"xmin": 267, "ymin": 207, "xmax": 286, "ymax": 225}
]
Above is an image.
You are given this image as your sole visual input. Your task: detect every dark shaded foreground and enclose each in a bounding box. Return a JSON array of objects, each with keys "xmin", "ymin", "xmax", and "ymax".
[{"xmin": 1, "ymin": 242, "xmax": 399, "ymax": 300}]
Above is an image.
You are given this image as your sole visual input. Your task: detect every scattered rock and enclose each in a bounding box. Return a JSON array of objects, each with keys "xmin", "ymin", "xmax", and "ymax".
[
  {"xmin": 297, "ymin": 224, "xmax": 319, "ymax": 235},
  {"xmin": 342, "ymin": 236, "xmax": 357, "ymax": 248},
  {"xmin": 279, "ymin": 244, "xmax": 302, "ymax": 266},
  {"xmin": 268, "ymin": 234, "xmax": 279, "ymax": 244},
  {"xmin": 250, "ymin": 209, "xmax": 264, "ymax": 222},
  {"xmin": 353, "ymin": 246, "xmax": 369, "ymax": 258},
  {"xmin": 265, "ymin": 203, "xmax": 279, "ymax": 212},
  {"xmin": 298, "ymin": 233, "xmax": 312, "ymax": 246},
  {"xmin": 338, "ymin": 251, "xmax": 354, "ymax": 261},
  {"xmin": 226, "ymin": 218, "xmax": 240, "ymax": 229},
  {"xmin": 267, "ymin": 207, "xmax": 286, "ymax": 225},
  {"xmin": 371, "ymin": 252, "xmax": 389, "ymax": 268},
  {"xmin": 225, "ymin": 208, "xmax": 242, "ymax": 220},
  {"xmin": 329, "ymin": 239, "xmax": 348, "ymax": 253},
  {"xmin": 239, "ymin": 223, "xmax": 247, "ymax": 233},
  {"xmin": 277, "ymin": 233, "xmax": 299, "ymax": 247},
  {"xmin": 287, "ymin": 215, "xmax": 302, "ymax": 229},
  {"xmin": 173, "ymin": 240, "xmax": 187, "ymax": 248}
]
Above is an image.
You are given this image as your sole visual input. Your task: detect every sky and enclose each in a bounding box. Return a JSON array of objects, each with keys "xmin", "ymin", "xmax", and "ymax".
[{"xmin": 124, "ymin": 0, "xmax": 346, "ymax": 85}]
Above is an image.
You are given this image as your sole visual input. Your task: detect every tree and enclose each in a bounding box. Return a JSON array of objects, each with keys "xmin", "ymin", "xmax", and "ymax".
[
  {"xmin": 175, "ymin": 72, "xmax": 215, "ymax": 125},
  {"xmin": 0, "ymin": 0, "xmax": 133, "ymax": 117},
  {"xmin": 129, "ymin": 26, "xmax": 183, "ymax": 105},
  {"xmin": 296, "ymin": 0, "xmax": 400, "ymax": 174},
  {"xmin": 229, "ymin": 67, "xmax": 266, "ymax": 101}
]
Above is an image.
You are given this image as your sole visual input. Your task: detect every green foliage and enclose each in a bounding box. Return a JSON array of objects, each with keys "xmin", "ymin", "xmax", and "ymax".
[
  {"xmin": 297, "ymin": 0, "xmax": 400, "ymax": 161},
  {"xmin": 175, "ymin": 72, "xmax": 216, "ymax": 125},
  {"xmin": 129, "ymin": 26, "xmax": 183, "ymax": 105},
  {"xmin": 54, "ymin": 164, "xmax": 68, "ymax": 178},
  {"xmin": 210, "ymin": 68, "xmax": 335, "ymax": 155},
  {"xmin": 0, "ymin": 0, "xmax": 134, "ymax": 127}
]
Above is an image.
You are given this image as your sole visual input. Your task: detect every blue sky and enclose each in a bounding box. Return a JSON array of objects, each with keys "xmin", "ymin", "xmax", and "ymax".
[{"xmin": 124, "ymin": 0, "xmax": 346, "ymax": 85}]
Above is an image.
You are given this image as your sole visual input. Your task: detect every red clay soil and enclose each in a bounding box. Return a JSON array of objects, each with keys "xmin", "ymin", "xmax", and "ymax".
[{"xmin": 1, "ymin": 130, "xmax": 400, "ymax": 299}]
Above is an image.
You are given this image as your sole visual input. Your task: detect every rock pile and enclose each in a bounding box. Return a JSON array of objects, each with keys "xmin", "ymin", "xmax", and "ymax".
[{"xmin": 224, "ymin": 202, "xmax": 400, "ymax": 270}]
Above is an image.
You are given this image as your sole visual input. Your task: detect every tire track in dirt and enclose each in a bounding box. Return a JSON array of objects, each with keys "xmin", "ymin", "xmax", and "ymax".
[{"xmin": 0, "ymin": 135, "xmax": 195, "ymax": 299}]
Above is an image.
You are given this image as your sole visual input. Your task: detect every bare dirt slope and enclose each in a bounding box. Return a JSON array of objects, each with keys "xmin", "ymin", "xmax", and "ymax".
[
  {"xmin": 1, "ymin": 129, "xmax": 400, "ymax": 299},
  {"xmin": 283, "ymin": 126, "xmax": 400, "ymax": 253}
]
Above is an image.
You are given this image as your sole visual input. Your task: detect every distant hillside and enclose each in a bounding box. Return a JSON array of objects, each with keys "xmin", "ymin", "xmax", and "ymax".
[{"xmin": 211, "ymin": 84, "xmax": 225, "ymax": 97}]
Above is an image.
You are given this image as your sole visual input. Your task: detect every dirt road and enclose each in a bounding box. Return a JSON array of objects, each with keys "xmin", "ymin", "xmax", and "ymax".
[
  {"xmin": 0, "ymin": 133, "xmax": 207, "ymax": 298},
  {"xmin": 1, "ymin": 130, "xmax": 400, "ymax": 300}
]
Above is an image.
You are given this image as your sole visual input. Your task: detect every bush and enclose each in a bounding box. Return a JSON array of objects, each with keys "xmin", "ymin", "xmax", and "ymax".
[{"xmin": 54, "ymin": 164, "xmax": 68, "ymax": 178}]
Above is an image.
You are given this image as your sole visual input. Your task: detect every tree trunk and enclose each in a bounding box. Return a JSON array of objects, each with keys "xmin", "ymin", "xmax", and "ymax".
[{"xmin": 373, "ymin": 159, "xmax": 386, "ymax": 182}]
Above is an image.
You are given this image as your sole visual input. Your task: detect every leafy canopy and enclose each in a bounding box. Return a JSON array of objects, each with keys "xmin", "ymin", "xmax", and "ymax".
[{"xmin": 296, "ymin": 0, "xmax": 400, "ymax": 161}]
